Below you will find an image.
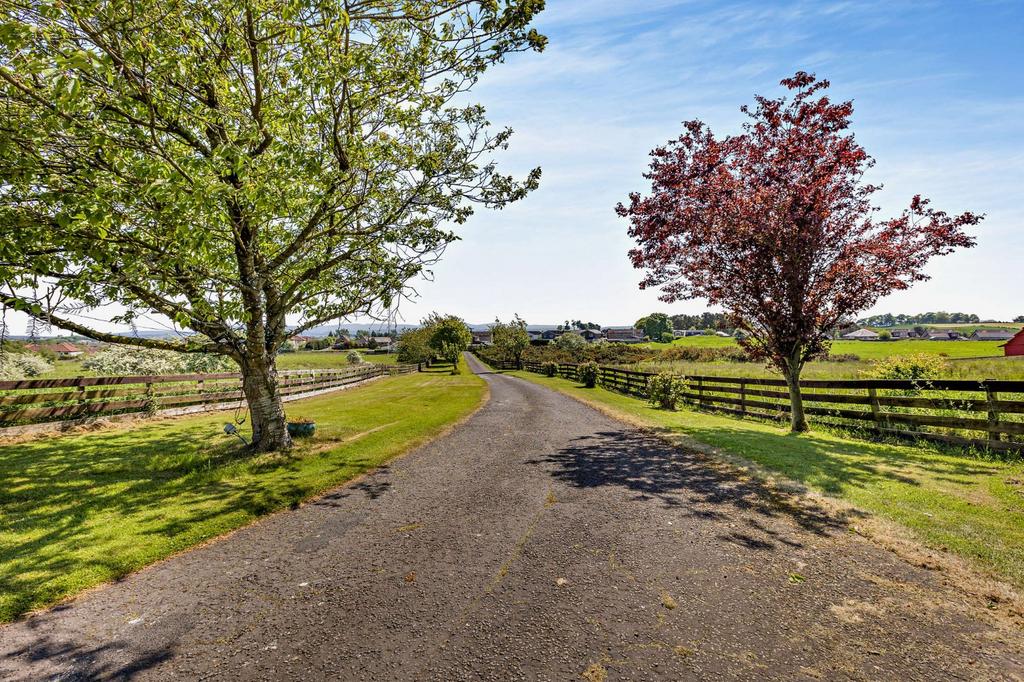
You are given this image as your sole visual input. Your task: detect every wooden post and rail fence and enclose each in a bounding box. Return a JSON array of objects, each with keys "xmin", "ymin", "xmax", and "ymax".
[
  {"xmin": 0, "ymin": 362, "xmax": 418, "ymax": 436},
  {"xmin": 510, "ymin": 359, "xmax": 1024, "ymax": 456}
]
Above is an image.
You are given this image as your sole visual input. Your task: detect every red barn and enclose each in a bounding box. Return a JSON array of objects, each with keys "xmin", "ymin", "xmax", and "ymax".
[{"xmin": 1002, "ymin": 329, "xmax": 1024, "ymax": 356}]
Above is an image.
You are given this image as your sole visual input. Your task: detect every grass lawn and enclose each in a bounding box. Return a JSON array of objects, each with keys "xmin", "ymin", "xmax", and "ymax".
[
  {"xmin": 508, "ymin": 370, "xmax": 1024, "ymax": 589},
  {"xmin": 0, "ymin": 358, "xmax": 485, "ymax": 622}
]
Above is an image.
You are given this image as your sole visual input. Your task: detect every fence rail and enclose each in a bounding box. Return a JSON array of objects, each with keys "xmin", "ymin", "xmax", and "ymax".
[
  {"xmin": 520, "ymin": 360, "xmax": 1024, "ymax": 455},
  {"xmin": 0, "ymin": 362, "xmax": 418, "ymax": 431}
]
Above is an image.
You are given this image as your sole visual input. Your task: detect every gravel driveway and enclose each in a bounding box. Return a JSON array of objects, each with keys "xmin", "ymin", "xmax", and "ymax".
[{"xmin": 1, "ymin": 353, "xmax": 1021, "ymax": 680}]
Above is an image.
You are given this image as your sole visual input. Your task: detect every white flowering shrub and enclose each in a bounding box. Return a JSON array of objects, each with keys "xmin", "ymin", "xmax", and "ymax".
[
  {"xmin": 0, "ymin": 352, "xmax": 53, "ymax": 380},
  {"xmin": 83, "ymin": 345, "xmax": 235, "ymax": 375}
]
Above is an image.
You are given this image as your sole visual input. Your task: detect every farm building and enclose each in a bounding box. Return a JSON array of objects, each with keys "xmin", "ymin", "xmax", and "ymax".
[
  {"xmin": 927, "ymin": 330, "xmax": 962, "ymax": 341},
  {"xmin": 673, "ymin": 329, "xmax": 703, "ymax": 337},
  {"xmin": 970, "ymin": 329, "xmax": 1015, "ymax": 341},
  {"xmin": 889, "ymin": 328, "xmax": 912, "ymax": 339},
  {"xmin": 540, "ymin": 329, "xmax": 566, "ymax": 341},
  {"xmin": 1002, "ymin": 329, "xmax": 1024, "ymax": 356},
  {"xmin": 471, "ymin": 330, "xmax": 493, "ymax": 345},
  {"xmin": 365, "ymin": 336, "xmax": 393, "ymax": 350},
  {"xmin": 574, "ymin": 329, "xmax": 604, "ymax": 342},
  {"xmin": 841, "ymin": 328, "xmax": 879, "ymax": 340},
  {"xmin": 48, "ymin": 342, "xmax": 84, "ymax": 358},
  {"xmin": 603, "ymin": 327, "xmax": 645, "ymax": 343}
]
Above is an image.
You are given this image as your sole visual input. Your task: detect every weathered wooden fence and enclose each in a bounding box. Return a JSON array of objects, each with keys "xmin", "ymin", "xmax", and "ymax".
[
  {"xmin": 521, "ymin": 360, "xmax": 1024, "ymax": 455},
  {"xmin": 0, "ymin": 362, "xmax": 417, "ymax": 432}
]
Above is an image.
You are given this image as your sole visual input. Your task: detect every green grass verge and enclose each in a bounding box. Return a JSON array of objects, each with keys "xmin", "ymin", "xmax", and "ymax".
[
  {"xmin": 0, "ymin": 359, "xmax": 485, "ymax": 622},
  {"xmin": 508, "ymin": 369, "xmax": 1024, "ymax": 588}
]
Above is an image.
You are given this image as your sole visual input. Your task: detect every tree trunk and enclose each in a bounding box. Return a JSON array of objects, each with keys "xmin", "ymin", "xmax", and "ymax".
[
  {"xmin": 783, "ymin": 367, "xmax": 809, "ymax": 433},
  {"xmin": 240, "ymin": 359, "xmax": 292, "ymax": 451}
]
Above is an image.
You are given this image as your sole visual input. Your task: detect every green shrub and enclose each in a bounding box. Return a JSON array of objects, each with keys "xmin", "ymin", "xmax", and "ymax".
[
  {"xmin": 647, "ymin": 373, "xmax": 684, "ymax": 410},
  {"xmin": 660, "ymin": 331, "xmax": 675, "ymax": 343},
  {"xmin": 542, "ymin": 361, "xmax": 557, "ymax": 377},
  {"xmin": 864, "ymin": 353, "xmax": 948, "ymax": 382},
  {"xmin": 577, "ymin": 361, "xmax": 598, "ymax": 388},
  {"xmin": 346, "ymin": 350, "xmax": 363, "ymax": 364}
]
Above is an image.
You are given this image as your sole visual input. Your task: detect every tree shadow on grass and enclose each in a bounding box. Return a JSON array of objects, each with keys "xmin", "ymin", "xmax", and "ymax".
[
  {"xmin": 0, "ymin": 415, "xmax": 377, "ymax": 622},
  {"xmin": 674, "ymin": 418, "xmax": 1000, "ymax": 495},
  {"xmin": 530, "ymin": 428, "xmax": 854, "ymax": 541}
]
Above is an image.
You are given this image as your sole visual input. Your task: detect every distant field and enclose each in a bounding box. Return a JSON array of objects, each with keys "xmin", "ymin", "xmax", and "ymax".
[
  {"xmin": 645, "ymin": 335, "xmax": 1006, "ymax": 359},
  {"xmin": 36, "ymin": 349, "xmax": 399, "ymax": 378},
  {"xmin": 276, "ymin": 350, "xmax": 399, "ymax": 369},
  {"xmin": 640, "ymin": 356, "xmax": 1024, "ymax": 381}
]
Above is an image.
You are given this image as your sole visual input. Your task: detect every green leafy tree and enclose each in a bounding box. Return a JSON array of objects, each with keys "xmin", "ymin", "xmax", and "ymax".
[
  {"xmin": 0, "ymin": 1, "xmax": 545, "ymax": 450},
  {"xmin": 491, "ymin": 315, "xmax": 530, "ymax": 366},
  {"xmin": 397, "ymin": 324, "xmax": 435, "ymax": 364},
  {"xmin": 635, "ymin": 313, "xmax": 672, "ymax": 340},
  {"xmin": 428, "ymin": 315, "xmax": 471, "ymax": 373}
]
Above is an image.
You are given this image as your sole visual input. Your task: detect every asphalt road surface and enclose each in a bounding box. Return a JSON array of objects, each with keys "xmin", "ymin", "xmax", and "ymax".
[{"xmin": 2, "ymin": 353, "xmax": 1021, "ymax": 680}]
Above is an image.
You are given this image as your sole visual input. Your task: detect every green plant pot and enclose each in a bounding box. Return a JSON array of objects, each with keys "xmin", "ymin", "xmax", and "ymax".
[{"xmin": 287, "ymin": 422, "xmax": 316, "ymax": 438}]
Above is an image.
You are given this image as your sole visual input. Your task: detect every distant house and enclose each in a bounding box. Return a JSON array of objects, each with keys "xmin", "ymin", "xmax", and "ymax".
[
  {"xmin": 574, "ymin": 329, "xmax": 604, "ymax": 342},
  {"xmin": 841, "ymin": 328, "xmax": 879, "ymax": 341},
  {"xmin": 970, "ymin": 329, "xmax": 1015, "ymax": 341},
  {"xmin": 366, "ymin": 336, "xmax": 393, "ymax": 350},
  {"xmin": 290, "ymin": 334, "xmax": 316, "ymax": 345},
  {"xmin": 471, "ymin": 330, "xmax": 493, "ymax": 345},
  {"xmin": 927, "ymin": 330, "xmax": 962, "ymax": 341},
  {"xmin": 1002, "ymin": 329, "xmax": 1024, "ymax": 357},
  {"xmin": 603, "ymin": 327, "xmax": 645, "ymax": 343},
  {"xmin": 673, "ymin": 329, "xmax": 703, "ymax": 337},
  {"xmin": 540, "ymin": 329, "xmax": 567, "ymax": 341},
  {"xmin": 889, "ymin": 328, "xmax": 912, "ymax": 339},
  {"xmin": 50, "ymin": 342, "xmax": 83, "ymax": 358}
]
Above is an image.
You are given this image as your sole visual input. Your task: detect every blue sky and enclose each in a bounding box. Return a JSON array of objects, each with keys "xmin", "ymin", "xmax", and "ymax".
[
  {"xmin": 400, "ymin": 0, "xmax": 1024, "ymax": 326},
  {"xmin": 7, "ymin": 1, "xmax": 1022, "ymax": 337}
]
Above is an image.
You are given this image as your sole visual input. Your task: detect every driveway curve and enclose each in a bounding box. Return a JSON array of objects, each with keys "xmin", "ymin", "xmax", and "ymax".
[{"xmin": 1, "ymin": 353, "xmax": 1021, "ymax": 680}]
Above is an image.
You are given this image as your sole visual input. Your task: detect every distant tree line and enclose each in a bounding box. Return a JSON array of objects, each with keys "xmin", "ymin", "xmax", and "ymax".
[{"xmin": 856, "ymin": 312, "xmax": 984, "ymax": 326}]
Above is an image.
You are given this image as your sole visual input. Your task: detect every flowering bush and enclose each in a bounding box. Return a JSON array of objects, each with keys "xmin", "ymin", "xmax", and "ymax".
[
  {"xmin": 0, "ymin": 352, "xmax": 52, "ymax": 380},
  {"xmin": 577, "ymin": 361, "xmax": 598, "ymax": 388},
  {"xmin": 647, "ymin": 373, "xmax": 685, "ymax": 410},
  {"xmin": 346, "ymin": 350, "xmax": 363, "ymax": 364},
  {"xmin": 83, "ymin": 345, "xmax": 235, "ymax": 375},
  {"xmin": 863, "ymin": 354, "xmax": 947, "ymax": 382},
  {"xmin": 542, "ymin": 361, "xmax": 557, "ymax": 377}
]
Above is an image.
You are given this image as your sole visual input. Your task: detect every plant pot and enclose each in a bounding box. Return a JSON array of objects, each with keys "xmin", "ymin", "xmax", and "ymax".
[{"xmin": 287, "ymin": 421, "xmax": 316, "ymax": 438}]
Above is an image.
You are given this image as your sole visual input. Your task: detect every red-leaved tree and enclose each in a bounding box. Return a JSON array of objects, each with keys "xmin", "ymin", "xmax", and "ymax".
[{"xmin": 617, "ymin": 72, "xmax": 982, "ymax": 432}]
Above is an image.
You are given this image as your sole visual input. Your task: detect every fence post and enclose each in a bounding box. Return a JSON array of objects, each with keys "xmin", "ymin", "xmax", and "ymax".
[
  {"xmin": 739, "ymin": 380, "xmax": 746, "ymax": 418},
  {"xmin": 867, "ymin": 387, "xmax": 881, "ymax": 423},
  {"xmin": 697, "ymin": 377, "xmax": 704, "ymax": 409},
  {"xmin": 986, "ymin": 384, "xmax": 1001, "ymax": 442}
]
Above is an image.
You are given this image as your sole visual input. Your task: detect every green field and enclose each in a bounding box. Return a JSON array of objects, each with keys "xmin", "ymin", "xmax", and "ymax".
[
  {"xmin": 509, "ymin": 370, "xmax": 1024, "ymax": 589},
  {"xmin": 635, "ymin": 334, "xmax": 1023, "ymax": 380},
  {"xmin": 0, "ymin": 359, "xmax": 484, "ymax": 622},
  {"xmin": 276, "ymin": 350, "xmax": 400, "ymax": 369},
  {"xmin": 646, "ymin": 335, "xmax": 1006, "ymax": 359},
  {"xmin": 32, "ymin": 349, "xmax": 396, "ymax": 378}
]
